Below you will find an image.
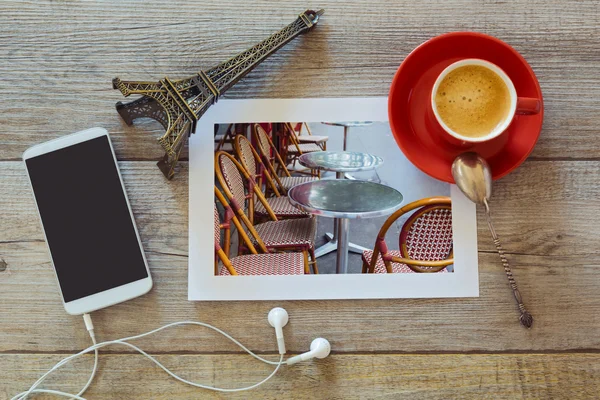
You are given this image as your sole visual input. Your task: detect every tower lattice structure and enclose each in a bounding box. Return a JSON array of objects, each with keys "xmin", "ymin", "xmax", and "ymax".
[{"xmin": 113, "ymin": 9, "xmax": 324, "ymax": 179}]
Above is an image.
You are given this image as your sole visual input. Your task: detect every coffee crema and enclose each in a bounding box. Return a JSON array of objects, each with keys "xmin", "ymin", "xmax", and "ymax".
[{"xmin": 434, "ymin": 65, "xmax": 510, "ymax": 138}]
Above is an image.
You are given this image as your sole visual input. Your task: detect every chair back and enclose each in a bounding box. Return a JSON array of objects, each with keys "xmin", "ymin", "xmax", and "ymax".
[
  {"xmin": 283, "ymin": 123, "xmax": 321, "ymax": 178},
  {"xmin": 366, "ymin": 197, "xmax": 453, "ymax": 273},
  {"xmin": 214, "ymin": 203, "xmax": 221, "ymax": 249},
  {"xmin": 234, "ymin": 135, "xmax": 281, "ymax": 197},
  {"xmin": 253, "ymin": 124, "xmax": 292, "ymax": 185},
  {"xmin": 214, "ymin": 185, "xmax": 267, "ymax": 252},
  {"xmin": 299, "ymin": 122, "xmax": 313, "ymax": 136},
  {"xmin": 215, "ymin": 123, "xmax": 235, "ymax": 152},
  {"xmin": 254, "ymin": 124, "xmax": 273, "ymax": 159},
  {"xmin": 400, "ymin": 204, "xmax": 453, "ymax": 262},
  {"xmin": 284, "ymin": 122, "xmax": 303, "ymax": 154},
  {"xmin": 234, "ymin": 134, "xmax": 258, "ymax": 178},
  {"xmin": 216, "ymin": 151, "xmax": 247, "ymax": 213},
  {"xmin": 215, "ymin": 151, "xmax": 277, "ymax": 224}
]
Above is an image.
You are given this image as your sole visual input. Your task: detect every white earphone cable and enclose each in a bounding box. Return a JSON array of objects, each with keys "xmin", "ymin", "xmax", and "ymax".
[
  {"xmin": 14, "ymin": 315, "xmax": 99, "ymax": 400},
  {"xmin": 15, "ymin": 389, "xmax": 88, "ymax": 400},
  {"xmin": 13, "ymin": 316, "xmax": 286, "ymax": 399}
]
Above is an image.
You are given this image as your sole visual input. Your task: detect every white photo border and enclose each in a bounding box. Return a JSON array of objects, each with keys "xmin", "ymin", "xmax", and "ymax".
[{"xmin": 188, "ymin": 97, "xmax": 479, "ymax": 300}]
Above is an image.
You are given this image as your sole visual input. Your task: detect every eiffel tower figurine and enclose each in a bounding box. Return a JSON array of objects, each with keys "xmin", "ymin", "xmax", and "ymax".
[{"xmin": 112, "ymin": 9, "xmax": 324, "ymax": 179}]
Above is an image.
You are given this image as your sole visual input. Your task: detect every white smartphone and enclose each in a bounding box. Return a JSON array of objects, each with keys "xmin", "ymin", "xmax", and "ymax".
[{"xmin": 23, "ymin": 127, "xmax": 152, "ymax": 315}]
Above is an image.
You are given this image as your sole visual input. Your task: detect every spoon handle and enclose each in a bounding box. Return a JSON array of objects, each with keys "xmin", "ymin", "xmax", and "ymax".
[{"xmin": 483, "ymin": 200, "xmax": 533, "ymax": 328}]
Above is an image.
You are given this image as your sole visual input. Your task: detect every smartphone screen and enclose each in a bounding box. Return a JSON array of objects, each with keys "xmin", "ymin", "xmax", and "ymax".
[{"xmin": 25, "ymin": 135, "xmax": 148, "ymax": 303}]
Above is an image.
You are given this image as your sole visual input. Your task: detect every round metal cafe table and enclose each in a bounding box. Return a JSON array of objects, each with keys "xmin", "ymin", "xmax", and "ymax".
[
  {"xmin": 298, "ymin": 150, "xmax": 383, "ymax": 173},
  {"xmin": 298, "ymin": 151, "xmax": 384, "ymax": 261},
  {"xmin": 288, "ymin": 179, "xmax": 403, "ymax": 274}
]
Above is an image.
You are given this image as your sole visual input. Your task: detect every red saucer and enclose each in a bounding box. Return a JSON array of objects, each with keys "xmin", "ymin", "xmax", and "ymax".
[{"xmin": 388, "ymin": 32, "xmax": 544, "ymax": 183}]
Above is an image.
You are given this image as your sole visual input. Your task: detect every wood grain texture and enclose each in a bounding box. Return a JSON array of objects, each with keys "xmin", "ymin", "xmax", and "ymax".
[
  {"xmin": 2, "ymin": 353, "xmax": 599, "ymax": 399},
  {"xmin": 0, "ymin": 0, "xmax": 599, "ymax": 160},
  {"xmin": 2, "ymin": 0, "xmax": 600, "ymax": 397},
  {"xmin": 1, "ymin": 161, "xmax": 599, "ymax": 355}
]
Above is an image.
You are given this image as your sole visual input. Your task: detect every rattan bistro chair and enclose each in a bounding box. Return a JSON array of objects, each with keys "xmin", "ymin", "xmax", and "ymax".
[
  {"xmin": 214, "ymin": 201, "xmax": 304, "ymax": 276},
  {"xmin": 282, "ymin": 122, "xmax": 321, "ymax": 177},
  {"xmin": 252, "ymin": 124, "xmax": 317, "ymax": 194},
  {"xmin": 214, "ymin": 186, "xmax": 261, "ymax": 274},
  {"xmin": 216, "ymin": 151, "xmax": 309, "ymax": 222},
  {"xmin": 214, "ymin": 123, "xmax": 235, "ymax": 153},
  {"xmin": 234, "ymin": 134, "xmax": 283, "ymax": 197},
  {"xmin": 215, "ymin": 153, "xmax": 319, "ymax": 274},
  {"xmin": 362, "ymin": 197, "xmax": 454, "ymax": 274},
  {"xmin": 290, "ymin": 122, "xmax": 328, "ymax": 149}
]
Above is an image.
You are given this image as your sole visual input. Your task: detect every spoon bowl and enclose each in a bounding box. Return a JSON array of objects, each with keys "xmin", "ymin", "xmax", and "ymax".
[{"xmin": 451, "ymin": 152, "xmax": 492, "ymax": 205}]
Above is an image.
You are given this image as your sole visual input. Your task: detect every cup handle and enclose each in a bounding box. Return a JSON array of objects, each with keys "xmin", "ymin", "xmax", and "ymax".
[{"xmin": 516, "ymin": 97, "xmax": 541, "ymax": 115}]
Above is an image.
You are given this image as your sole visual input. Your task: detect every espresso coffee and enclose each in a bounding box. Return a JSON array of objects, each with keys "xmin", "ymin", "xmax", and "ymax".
[{"xmin": 434, "ymin": 65, "xmax": 511, "ymax": 138}]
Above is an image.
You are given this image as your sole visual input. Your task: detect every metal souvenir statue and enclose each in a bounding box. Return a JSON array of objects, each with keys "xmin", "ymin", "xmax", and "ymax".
[{"xmin": 112, "ymin": 9, "xmax": 324, "ymax": 179}]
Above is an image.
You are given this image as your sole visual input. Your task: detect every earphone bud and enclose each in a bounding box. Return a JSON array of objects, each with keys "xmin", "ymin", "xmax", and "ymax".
[
  {"xmin": 286, "ymin": 338, "xmax": 331, "ymax": 365},
  {"xmin": 268, "ymin": 307, "xmax": 289, "ymax": 354}
]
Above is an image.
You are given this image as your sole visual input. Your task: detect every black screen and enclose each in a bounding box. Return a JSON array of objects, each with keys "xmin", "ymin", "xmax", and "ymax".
[{"xmin": 26, "ymin": 135, "xmax": 148, "ymax": 302}]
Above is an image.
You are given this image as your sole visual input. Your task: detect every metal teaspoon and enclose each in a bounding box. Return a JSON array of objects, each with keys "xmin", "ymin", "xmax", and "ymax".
[{"xmin": 452, "ymin": 152, "xmax": 533, "ymax": 328}]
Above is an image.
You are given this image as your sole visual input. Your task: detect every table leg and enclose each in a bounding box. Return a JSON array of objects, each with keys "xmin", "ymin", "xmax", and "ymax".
[
  {"xmin": 314, "ymin": 234, "xmax": 338, "ymax": 257},
  {"xmin": 314, "ymin": 170, "xmax": 366, "ymax": 259},
  {"xmin": 314, "ymin": 219, "xmax": 372, "ymax": 258},
  {"xmin": 348, "ymin": 242, "xmax": 369, "ymax": 254},
  {"xmin": 314, "ymin": 218, "xmax": 338, "ymax": 258},
  {"xmin": 342, "ymin": 126, "xmax": 355, "ymax": 179},
  {"xmin": 332, "ymin": 217, "xmax": 339, "ymax": 243},
  {"xmin": 330, "ymin": 171, "xmax": 342, "ymax": 247},
  {"xmin": 336, "ymin": 218, "xmax": 350, "ymax": 274},
  {"xmin": 331, "ymin": 171, "xmax": 341, "ymax": 246}
]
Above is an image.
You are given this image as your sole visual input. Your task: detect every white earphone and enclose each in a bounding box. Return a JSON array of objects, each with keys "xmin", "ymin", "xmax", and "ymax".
[
  {"xmin": 268, "ymin": 307, "xmax": 289, "ymax": 354},
  {"xmin": 13, "ymin": 307, "xmax": 330, "ymax": 399},
  {"xmin": 287, "ymin": 338, "xmax": 331, "ymax": 364},
  {"xmin": 268, "ymin": 307, "xmax": 331, "ymax": 363},
  {"xmin": 267, "ymin": 307, "xmax": 330, "ymax": 363}
]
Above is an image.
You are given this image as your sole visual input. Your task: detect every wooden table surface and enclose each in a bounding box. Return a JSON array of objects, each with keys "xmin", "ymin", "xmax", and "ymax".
[{"xmin": 1, "ymin": 0, "xmax": 599, "ymax": 398}]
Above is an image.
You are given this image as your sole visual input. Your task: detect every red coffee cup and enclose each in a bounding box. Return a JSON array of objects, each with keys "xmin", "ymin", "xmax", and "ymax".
[{"xmin": 430, "ymin": 58, "xmax": 541, "ymax": 146}]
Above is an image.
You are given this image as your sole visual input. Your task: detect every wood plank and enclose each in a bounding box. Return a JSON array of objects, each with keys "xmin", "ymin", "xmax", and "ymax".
[
  {"xmin": 4, "ymin": 240, "xmax": 600, "ymax": 354},
  {"xmin": 1, "ymin": 160, "xmax": 600, "ymax": 353},
  {"xmin": 478, "ymin": 159, "xmax": 600, "ymax": 257},
  {"xmin": 2, "ymin": 353, "xmax": 599, "ymax": 399},
  {"xmin": 0, "ymin": 0, "xmax": 599, "ymax": 160},
  {"xmin": 3, "ymin": 158, "xmax": 600, "ymax": 256}
]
